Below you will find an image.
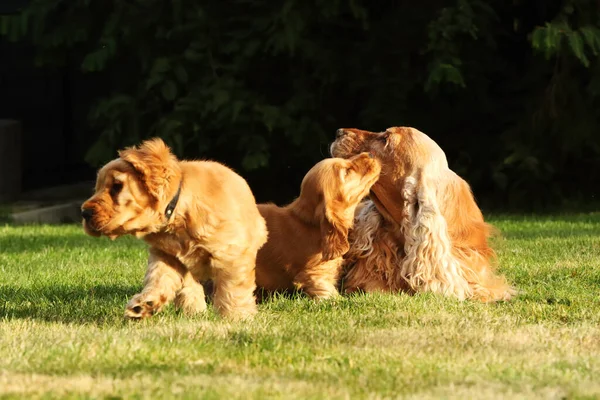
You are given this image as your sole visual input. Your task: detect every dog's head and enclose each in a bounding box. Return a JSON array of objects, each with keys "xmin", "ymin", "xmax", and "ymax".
[
  {"xmin": 330, "ymin": 126, "xmax": 450, "ymax": 225},
  {"xmin": 330, "ymin": 126, "xmax": 447, "ymax": 179},
  {"xmin": 300, "ymin": 152, "xmax": 381, "ymax": 260},
  {"xmin": 81, "ymin": 138, "xmax": 181, "ymax": 239}
]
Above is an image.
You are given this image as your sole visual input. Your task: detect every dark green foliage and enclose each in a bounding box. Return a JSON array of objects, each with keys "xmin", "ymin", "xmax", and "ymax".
[{"xmin": 1, "ymin": 0, "xmax": 599, "ymax": 209}]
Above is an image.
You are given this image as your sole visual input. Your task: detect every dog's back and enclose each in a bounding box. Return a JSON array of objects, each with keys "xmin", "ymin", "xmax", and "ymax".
[{"xmin": 255, "ymin": 203, "xmax": 323, "ymax": 292}]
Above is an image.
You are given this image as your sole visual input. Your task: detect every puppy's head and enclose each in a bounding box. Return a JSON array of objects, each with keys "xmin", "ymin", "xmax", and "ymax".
[
  {"xmin": 301, "ymin": 153, "xmax": 381, "ymax": 260},
  {"xmin": 331, "ymin": 126, "xmax": 449, "ymax": 225},
  {"xmin": 81, "ymin": 138, "xmax": 181, "ymax": 239},
  {"xmin": 330, "ymin": 127, "xmax": 446, "ymax": 178}
]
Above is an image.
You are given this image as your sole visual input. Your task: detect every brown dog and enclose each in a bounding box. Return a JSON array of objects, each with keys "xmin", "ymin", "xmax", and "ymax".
[
  {"xmin": 255, "ymin": 153, "xmax": 381, "ymax": 299},
  {"xmin": 331, "ymin": 127, "xmax": 514, "ymax": 301},
  {"xmin": 81, "ymin": 138, "xmax": 267, "ymax": 319}
]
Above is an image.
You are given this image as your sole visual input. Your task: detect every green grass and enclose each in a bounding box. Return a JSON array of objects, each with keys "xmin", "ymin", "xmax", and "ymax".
[{"xmin": 1, "ymin": 214, "xmax": 600, "ymax": 399}]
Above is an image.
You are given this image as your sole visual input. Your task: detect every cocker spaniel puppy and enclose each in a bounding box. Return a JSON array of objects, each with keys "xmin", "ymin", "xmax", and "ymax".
[
  {"xmin": 256, "ymin": 153, "xmax": 381, "ymax": 299},
  {"xmin": 81, "ymin": 138, "xmax": 267, "ymax": 319},
  {"xmin": 331, "ymin": 127, "xmax": 515, "ymax": 302}
]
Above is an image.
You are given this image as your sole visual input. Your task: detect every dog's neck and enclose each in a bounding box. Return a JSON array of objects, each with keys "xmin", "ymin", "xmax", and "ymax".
[
  {"xmin": 164, "ymin": 180, "xmax": 183, "ymax": 220},
  {"xmin": 287, "ymin": 194, "xmax": 321, "ymax": 226}
]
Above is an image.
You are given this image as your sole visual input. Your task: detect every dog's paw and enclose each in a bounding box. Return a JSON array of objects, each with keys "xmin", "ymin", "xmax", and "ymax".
[
  {"xmin": 296, "ymin": 280, "xmax": 340, "ymax": 301},
  {"xmin": 310, "ymin": 289, "xmax": 341, "ymax": 301},
  {"xmin": 124, "ymin": 292, "xmax": 165, "ymax": 320},
  {"xmin": 216, "ymin": 301, "xmax": 257, "ymax": 321},
  {"xmin": 174, "ymin": 287, "xmax": 207, "ymax": 316}
]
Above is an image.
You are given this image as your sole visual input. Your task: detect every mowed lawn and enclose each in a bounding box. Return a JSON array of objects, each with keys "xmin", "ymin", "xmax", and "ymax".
[{"xmin": 0, "ymin": 214, "xmax": 599, "ymax": 399}]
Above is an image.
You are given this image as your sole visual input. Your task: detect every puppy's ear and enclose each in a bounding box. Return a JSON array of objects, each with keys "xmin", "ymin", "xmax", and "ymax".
[
  {"xmin": 320, "ymin": 206, "xmax": 350, "ymax": 261},
  {"xmin": 118, "ymin": 138, "xmax": 179, "ymax": 200}
]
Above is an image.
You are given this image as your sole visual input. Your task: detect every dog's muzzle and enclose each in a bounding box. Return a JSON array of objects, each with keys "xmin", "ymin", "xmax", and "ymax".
[{"xmin": 81, "ymin": 207, "xmax": 94, "ymax": 222}]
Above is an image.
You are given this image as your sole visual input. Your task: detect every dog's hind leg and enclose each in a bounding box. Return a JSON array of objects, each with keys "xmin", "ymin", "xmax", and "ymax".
[{"xmin": 124, "ymin": 248, "xmax": 186, "ymax": 319}]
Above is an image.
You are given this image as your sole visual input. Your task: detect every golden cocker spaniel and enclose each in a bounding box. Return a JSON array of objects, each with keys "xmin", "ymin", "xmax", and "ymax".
[
  {"xmin": 81, "ymin": 138, "xmax": 267, "ymax": 319},
  {"xmin": 331, "ymin": 127, "xmax": 515, "ymax": 302},
  {"xmin": 256, "ymin": 153, "xmax": 381, "ymax": 299}
]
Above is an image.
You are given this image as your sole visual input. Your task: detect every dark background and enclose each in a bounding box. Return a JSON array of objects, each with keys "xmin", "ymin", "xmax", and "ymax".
[{"xmin": 1, "ymin": 0, "xmax": 599, "ymax": 210}]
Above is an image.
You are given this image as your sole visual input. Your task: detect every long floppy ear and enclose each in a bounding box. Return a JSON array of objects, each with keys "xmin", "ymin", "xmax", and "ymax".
[
  {"xmin": 320, "ymin": 202, "xmax": 350, "ymax": 261},
  {"xmin": 399, "ymin": 173, "xmax": 472, "ymax": 300},
  {"xmin": 118, "ymin": 138, "xmax": 179, "ymax": 200}
]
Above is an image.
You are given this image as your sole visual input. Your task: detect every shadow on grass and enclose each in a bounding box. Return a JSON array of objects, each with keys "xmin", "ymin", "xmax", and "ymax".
[
  {"xmin": 255, "ymin": 287, "xmax": 305, "ymax": 304},
  {"xmin": 0, "ymin": 283, "xmax": 139, "ymax": 324},
  {"xmin": 488, "ymin": 211, "xmax": 600, "ymax": 222},
  {"xmin": 0, "ymin": 229, "xmax": 141, "ymax": 254},
  {"xmin": 501, "ymin": 226, "xmax": 600, "ymax": 240},
  {"xmin": 489, "ymin": 214, "xmax": 600, "ymax": 240}
]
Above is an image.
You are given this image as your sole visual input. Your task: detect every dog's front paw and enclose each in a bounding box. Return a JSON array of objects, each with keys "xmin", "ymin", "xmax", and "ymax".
[
  {"xmin": 124, "ymin": 292, "xmax": 165, "ymax": 320},
  {"xmin": 174, "ymin": 287, "xmax": 207, "ymax": 316}
]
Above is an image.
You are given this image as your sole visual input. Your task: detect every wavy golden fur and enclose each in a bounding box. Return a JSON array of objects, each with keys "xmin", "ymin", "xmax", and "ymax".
[
  {"xmin": 331, "ymin": 127, "xmax": 515, "ymax": 302},
  {"xmin": 256, "ymin": 153, "xmax": 381, "ymax": 299},
  {"xmin": 81, "ymin": 138, "xmax": 267, "ymax": 319}
]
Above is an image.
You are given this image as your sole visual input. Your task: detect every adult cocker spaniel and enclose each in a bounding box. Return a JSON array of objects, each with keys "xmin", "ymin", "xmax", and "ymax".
[
  {"xmin": 256, "ymin": 153, "xmax": 381, "ymax": 299},
  {"xmin": 331, "ymin": 127, "xmax": 514, "ymax": 302},
  {"xmin": 81, "ymin": 138, "xmax": 267, "ymax": 319}
]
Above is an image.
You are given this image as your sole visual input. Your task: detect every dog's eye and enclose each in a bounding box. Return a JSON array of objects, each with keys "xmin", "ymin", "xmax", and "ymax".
[
  {"xmin": 110, "ymin": 182, "xmax": 123, "ymax": 197},
  {"xmin": 377, "ymin": 134, "xmax": 388, "ymax": 143}
]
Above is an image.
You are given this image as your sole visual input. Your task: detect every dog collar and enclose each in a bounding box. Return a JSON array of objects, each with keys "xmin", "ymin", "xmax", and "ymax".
[{"xmin": 164, "ymin": 181, "xmax": 182, "ymax": 220}]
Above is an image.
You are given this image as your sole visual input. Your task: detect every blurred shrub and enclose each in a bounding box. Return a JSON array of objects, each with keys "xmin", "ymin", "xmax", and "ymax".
[{"xmin": 1, "ymin": 0, "xmax": 599, "ymax": 209}]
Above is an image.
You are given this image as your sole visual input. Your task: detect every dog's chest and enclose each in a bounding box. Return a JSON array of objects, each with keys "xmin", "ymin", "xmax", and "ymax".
[{"xmin": 145, "ymin": 233, "xmax": 213, "ymax": 279}]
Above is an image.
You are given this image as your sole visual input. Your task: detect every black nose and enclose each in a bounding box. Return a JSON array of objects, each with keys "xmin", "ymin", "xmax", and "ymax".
[
  {"xmin": 336, "ymin": 129, "xmax": 346, "ymax": 138},
  {"xmin": 81, "ymin": 208, "xmax": 94, "ymax": 222},
  {"xmin": 368, "ymin": 152, "xmax": 374, "ymax": 159}
]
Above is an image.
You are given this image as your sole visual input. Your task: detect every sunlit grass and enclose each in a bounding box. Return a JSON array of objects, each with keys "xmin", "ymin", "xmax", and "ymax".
[{"xmin": 1, "ymin": 214, "xmax": 599, "ymax": 399}]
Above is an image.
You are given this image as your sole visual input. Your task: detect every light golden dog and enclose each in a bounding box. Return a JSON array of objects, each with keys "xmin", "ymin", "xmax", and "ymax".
[
  {"xmin": 331, "ymin": 127, "xmax": 515, "ymax": 302},
  {"xmin": 256, "ymin": 153, "xmax": 381, "ymax": 299},
  {"xmin": 81, "ymin": 138, "xmax": 267, "ymax": 319}
]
